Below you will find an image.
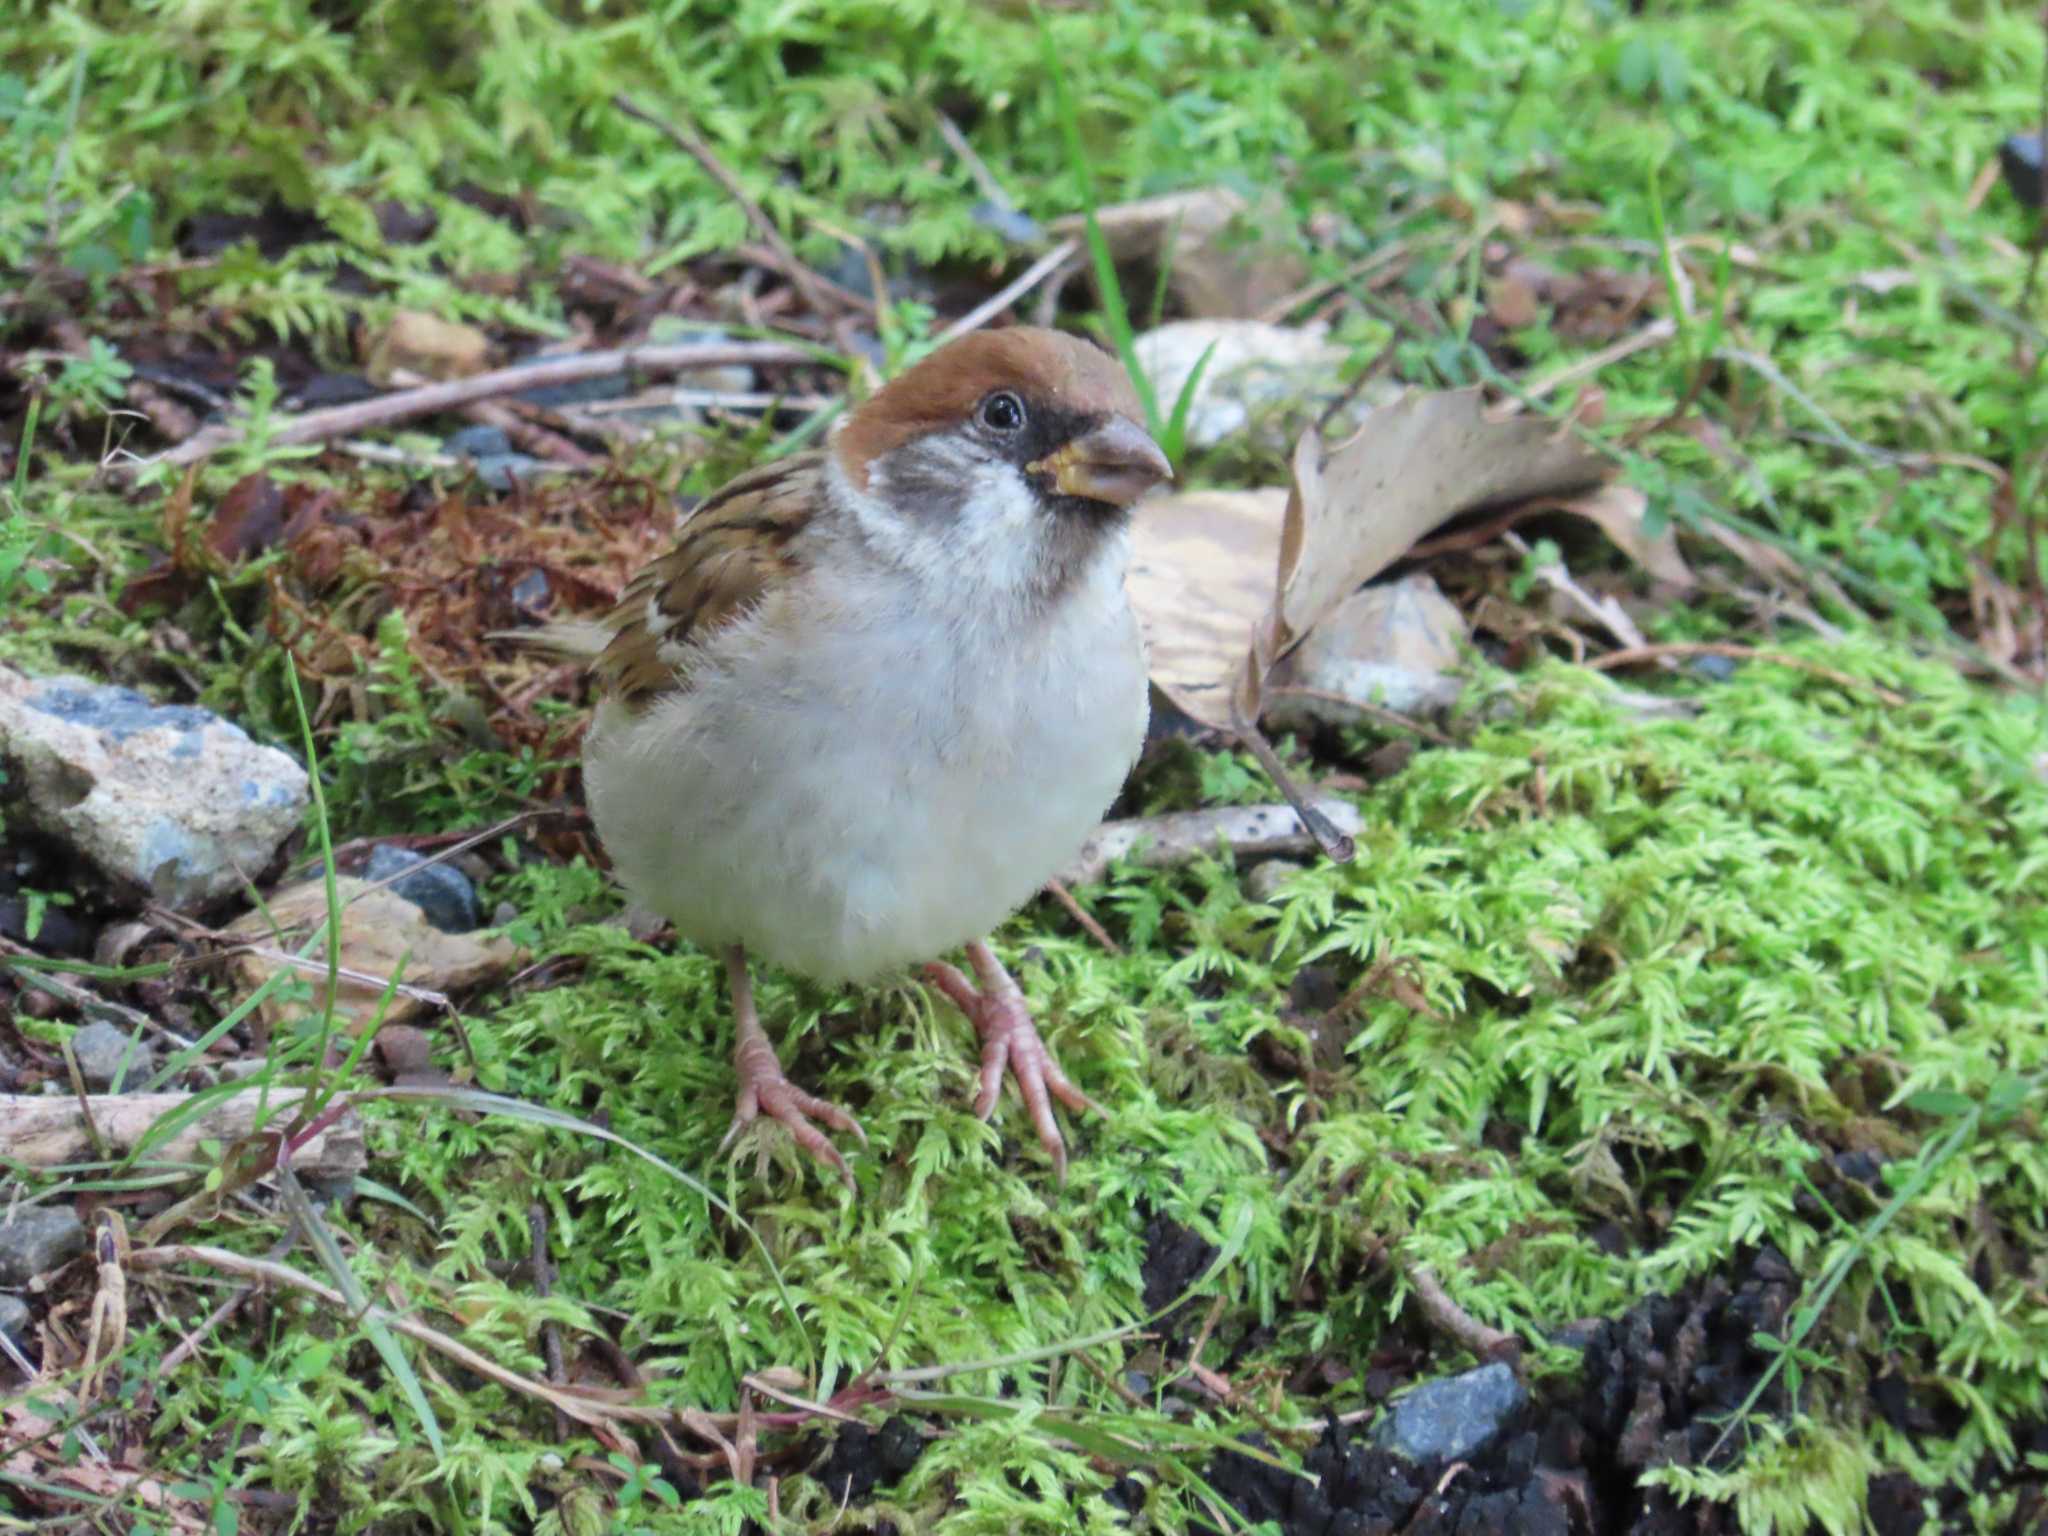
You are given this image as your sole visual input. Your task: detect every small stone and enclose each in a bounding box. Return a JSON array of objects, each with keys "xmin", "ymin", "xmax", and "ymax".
[
  {"xmin": 69, "ymin": 1019, "xmax": 155, "ymax": 1090},
  {"xmin": 2002, "ymin": 133, "xmax": 2043, "ymax": 207},
  {"xmin": 0, "ymin": 895, "xmax": 88, "ymax": 956},
  {"xmin": 1245, "ymin": 860, "xmax": 1297, "ymax": 903},
  {"xmin": 1688, "ymin": 654, "xmax": 1739, "ymax": 683},
  {"xmin": 472, "ymin": 452, "xmax": 548, "ymax": 493},
  {"xmin": 1131, "ymin": 319, "xmax": 1388, "ymax": 452},
  {"xmin": 0, "ymin": 1206, "xmax": 88, "ymax": 1285},
  {"xmin": 359, "ymin": 845, "xmax": 480, "ymax": 934},
  {"xmin": 0, "ymin": 1292, "xmax": 29, "ymax": 1354},
  {"xmin": 444, "ymin": 424, "xmax": 513, "ymax": 459},
  {"xmin": 1268, "ymin": 573, "xmax": 1469, "ymax": 722},
  {"xmin": 0, "ymin": 667, "xmax": 309, "ymax": 910},
  {"xmin": 1373, "ymin": 1361, "xmax": 1527, "ymax": 1465},
  {"xmin": 971, "ymin": 200, "xmax": 1044, "ymax": 247}
]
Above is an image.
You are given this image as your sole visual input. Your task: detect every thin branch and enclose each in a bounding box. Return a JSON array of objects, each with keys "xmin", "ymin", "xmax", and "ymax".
[
  {"xmin": 1264, "ymin": 686, "xmax": 1456, "ymax": 747},
  {"xmin": 1509, "ymin": 316, "xmax": 1679, "ymax": 411},
  {"xmin": 150, "ymin": 342, "xmax": 817, "ymax": 468},
  {"xmin": 1588, "ymin": 641, "xmax": 1909, "ymax": 706},
  {"xmin": 1041, "ymin": 878, "xmax": 1122, "ymax": 955},
  {"xmin": 614, "ymin": 94, "xmax": 863, "ymax": 327},
  {"xmin": 934, "ymin": 239, "xmax": 1081, "ymax": 344},
  {"xmin": 1400, "ymin": 1261, "xmax": 1521, "ymax": 1367},
  {"xmin": 130, "ymin": 1243, "xmax": 672, "ymax": 1431}
]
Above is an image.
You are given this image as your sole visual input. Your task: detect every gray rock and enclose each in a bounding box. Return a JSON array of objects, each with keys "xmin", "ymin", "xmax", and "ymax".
[
  {"xmin": 70, "ymin": 1019, "xmax": 155, "ymax": 1090},
  {"xmin": 1267, "ymin": 574, "xmax": 1468, "ymax": 724},
  {"xmin": 0, "ymin": 1206, "xmax": 88, "ymax": 1286},
  {"xmin": 0, "ymin": 667, "xmax": 309, "ymax": 910},
  {"xmin": 0, "ymin": 1292, "xmax": 29, "ymax": 1354},
  {"xmin": 359, "ymin": 845, "xmax": 480, "ymax": 934},
  {"xmin": 971, "ymin": 201, "xmax": 1044, "ymax": 247},
  {"xmin": 1374, "ymin": 1361, "xmax": 1526, "ymax": 1464},
  {"xmin": 444, "ymin": 424, "xmax": 514, "ymax": 457},
  {"xmin": 471, "ymin": 452, "xmax": 548, "ymax": 493},
  {"xmin": 1131, "ymin": 319, "xmax": 1398, "ymax": 452},
  {"xmin": 1244, "ymin": 860, "xmax": 1297, "ymax": 903}
]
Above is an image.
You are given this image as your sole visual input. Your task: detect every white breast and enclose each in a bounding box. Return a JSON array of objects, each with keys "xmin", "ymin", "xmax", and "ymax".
[{"xmin": 582, "ymin": 530, "xmax": 1148, "ymax": 983}]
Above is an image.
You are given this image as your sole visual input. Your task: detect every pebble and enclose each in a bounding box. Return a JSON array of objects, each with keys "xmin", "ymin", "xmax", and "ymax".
[
  {"xmin": 2002, "ymin": 133, "xmax": 2043, "ymax": 207},
  {"xmin": 69, "ymin": 1019, "xmax": 156, "ymax": 1090},
  {"xmin": 971, "ymin": 200, "xmax": 1044, "ymax": 246},
  {"xmin": 1373, "ymin": 1361, "xmax": 1527, "ymax": 1464},
  {"xmin": 0, "ymin": 1292, "xmax": 29, "ymax": 1356},
  {"xmin": 358, "ymin": 845, "xmax": 481, "ymax": 934},
  {"xmin": 0, "ymin": 667, "xmax": 309, "ymax": 909},
  {"xmin": 0, "ymin": 1206, "xmax": 88, "ymax": 1286},
  {"xmin": 1245, "ymin": 860, "xmax": 1297, "ymax": 903},
  {"xmin": 1267, "ymin": 574, "xmax": 1469, "ymax": 722}
]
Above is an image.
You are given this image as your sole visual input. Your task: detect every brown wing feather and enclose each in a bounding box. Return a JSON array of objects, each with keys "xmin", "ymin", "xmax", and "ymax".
[{"xmin": 591, "ymin": 453, "xmax": 822, "ymax": 710}]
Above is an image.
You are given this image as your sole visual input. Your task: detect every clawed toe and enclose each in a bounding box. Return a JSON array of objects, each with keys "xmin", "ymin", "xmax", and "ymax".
[
  {"xmin": 924, "ymin": 941, "xmax": 1097, "ymax": 1181},
  {"xmin": 723, "ymin": 1073, "xmax": 867, "ymax": 1190}
]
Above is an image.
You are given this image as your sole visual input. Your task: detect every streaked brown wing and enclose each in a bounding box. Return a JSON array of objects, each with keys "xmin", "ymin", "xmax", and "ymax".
[{"xmin": 591, "ymin": 453, "xmax": 822, "ymax": 710}]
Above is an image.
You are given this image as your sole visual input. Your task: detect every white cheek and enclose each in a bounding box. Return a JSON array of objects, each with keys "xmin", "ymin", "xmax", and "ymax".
[{"xmin": 847, "ymin": 445, "xmax": 1047, "ymax": 605}]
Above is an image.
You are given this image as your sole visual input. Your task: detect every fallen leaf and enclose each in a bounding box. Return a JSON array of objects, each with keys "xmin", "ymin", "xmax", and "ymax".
[
  {"xmin": 1055, "ymin": 185, "xmax": 1308, "ymax": 320},
  {"xmin": 1127, "ymin": 388, "xmax": 1611, "ymax": 730},
  {"xmin": 365, "ymin": 310, "xmax": 492, "ymax": 385},
  {"xmin": 4, "ymin": 1391, "xmax": 207, "ymax": 1532},
  {"xmin": 1126, "ymin": 488, "xmax": 1287, "ymax": 728},
  {"xmin": 227, "ymin": 877, "xmax": 520, "ymax": 1030},
  {"xmin": 1540, "ymin": 484, "xmax": 1695, "ymax": 589},
  {"xmin": 1265, "ymin": 390, "xmax": 1612, "ymax": 707}
]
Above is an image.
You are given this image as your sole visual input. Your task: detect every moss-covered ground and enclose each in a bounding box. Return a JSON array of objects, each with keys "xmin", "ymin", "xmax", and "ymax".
[{"xmin": 3, "ymin": 3, "xmax": 2048, "ymax": 1532}]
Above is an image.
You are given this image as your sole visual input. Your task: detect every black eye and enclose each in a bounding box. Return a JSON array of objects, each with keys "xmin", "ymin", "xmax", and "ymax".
[{"xmin": 978, "ymin": 391, "xmax": 1026, "ymax": 433}]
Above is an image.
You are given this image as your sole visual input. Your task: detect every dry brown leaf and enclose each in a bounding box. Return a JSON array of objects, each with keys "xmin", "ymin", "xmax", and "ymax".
[
  {"xmin": 1541, "ymin": 484, "xmax": 1695, "ymax": 589},
  {"xmin": 227, "ymin": 876, "xmax": 520, "ymax": 1029},
  {"xmin": 1261, "ymin": 389, "xmax": 1612, "ymax": 710},
  {"xmin": 1129, "ymin": 389, "xmax": 1611, "ymax": 730},
  {"xmin": 365, "ymin": 310, "xmax": 493, "ymax": 385},
  {"xmin": 1126, "ymin": 488, "xmax": 1287, "ymax": 728},
  {"xmin": 3, "ymin": 1392, "xmax": 207, "ymax": 1533}
]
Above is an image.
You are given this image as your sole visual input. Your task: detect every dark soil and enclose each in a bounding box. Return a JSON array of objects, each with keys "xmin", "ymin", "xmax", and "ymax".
[{"xmin": 798, "ymin": 1241, "xmax": 2048, "ymax": 1534}]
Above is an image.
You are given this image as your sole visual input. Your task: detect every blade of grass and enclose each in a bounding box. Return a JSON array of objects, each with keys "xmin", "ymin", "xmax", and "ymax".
[
  {"xmin": 359, "ymin": 1083, "xmax": 814, "ymax": 1371},
  {"xmin": 1035, "ymin": 6, "xmax": 1160, "ymax": 435},
  {"xmin": 276, "ymin": 1163, "xmax": 445, "ymax": 1458}
]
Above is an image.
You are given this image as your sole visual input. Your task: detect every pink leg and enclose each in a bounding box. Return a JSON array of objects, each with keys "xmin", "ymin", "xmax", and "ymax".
[
  {"xmin": 717, "ymin": 945, "xmax": 866, "ymax": 1190},
  {"xmin": 923, "ymin": 939, "xmax": 1097, "ymax": 1182}
]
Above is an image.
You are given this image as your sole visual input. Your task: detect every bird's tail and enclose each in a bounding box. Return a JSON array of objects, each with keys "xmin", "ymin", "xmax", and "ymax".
[{"xmin": 490, "ymin": 619, "xmax": 612, "ymax": 661}]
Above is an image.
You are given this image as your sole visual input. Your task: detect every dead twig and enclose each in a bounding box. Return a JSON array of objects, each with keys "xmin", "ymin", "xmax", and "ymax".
[
  {"xmin": 614, "ymin": 94, "xmax": 869, "ymax": 335},
  {"xmin": 1060, "ymin": 798, "xmax": 1364, "ymax": 889},
  {"xmin": 0, "ymin": 1089, "xmax": 367, "ymax": 1178},
  {"xmin": 1041, "ymin": 878, "xmax": 1122, "ymax": 955},
  {"xmin": 149, "ymin": 341, "xmax": 817, "ymax": 468},
  {"xmin": 529, "ymin": 1203, "xmax": 571, "ymax": 1442},
  {"xmin": 1588, "ymin": 641, "xmax": 1909, "ymax": 706},
  {"xmin": 129, "ymin": 1243, "xmax": 673, "ymax": 1432},
  {"xmin": 1400, "ymin": 1261, "xmax": 1521, "ymax": 1367},
  {"xmin": 935, "ymin": 239, "xmax": 1082, "ymax": 345},
  {"xmin": 1264, "ymin": 687, "xmax": 1457, "ymax": 747},
  {"xmin": 1510, "ymin": 316, "xmax": 1679, "ymax": 411}
]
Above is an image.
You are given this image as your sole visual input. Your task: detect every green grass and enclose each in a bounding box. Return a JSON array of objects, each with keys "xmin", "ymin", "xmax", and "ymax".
[{"xmin": 4, "ymin": 2, "xmax": 2048, "ymax": 1533}]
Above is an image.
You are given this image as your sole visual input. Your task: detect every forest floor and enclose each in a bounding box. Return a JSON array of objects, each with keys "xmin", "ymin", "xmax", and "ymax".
[{"xmin": 3, "ymin": 4, "xmax": 2048, "ymax": 1533}]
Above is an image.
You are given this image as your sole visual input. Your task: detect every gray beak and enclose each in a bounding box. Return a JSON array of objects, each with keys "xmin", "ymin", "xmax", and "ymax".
[{"xmin": 1030, "ymin": 414, "xmax": 1173, "ymax": 507}]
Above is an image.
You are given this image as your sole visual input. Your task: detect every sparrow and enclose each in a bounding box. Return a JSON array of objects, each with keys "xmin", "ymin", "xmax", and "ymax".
[{"xmin": 579, "ymin": 326, "xmax": 1172, "ymax": 1186}]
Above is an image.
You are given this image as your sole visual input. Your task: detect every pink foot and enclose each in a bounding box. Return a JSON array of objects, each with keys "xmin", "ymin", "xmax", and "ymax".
[
  {"xmin": 924, "ymin": 940, "xmax": 1097, "ymax": 1181},
  {"xmin": 719, "ymin": 945, "xmax": 866, "ymax": 1190}
]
